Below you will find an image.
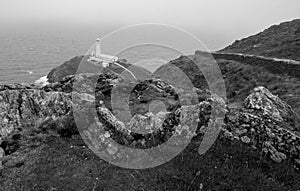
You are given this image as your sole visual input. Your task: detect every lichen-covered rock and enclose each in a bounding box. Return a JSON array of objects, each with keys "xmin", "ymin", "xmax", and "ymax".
[
  {"xmin": 224, "ymin": 111, "xmax": 300, "ymax": 164},
  {"xmin": 0, "ymin": 146, "xmax": 4, "ymax": 167},
  {"xmin": 263, "ymin": 141, "xmax": 287, "ymax": 163},
  {"xmin": 127, "ymin": 112, "xmax": 169, "ymax": 134},
  {"xmin": 43, "ymin": 73, "xmax": 100, "ymax": 93},
  {"xmin": 244, "ymin": 86, "xmax": 299, "ymax": 131},
  {"xmin": 79, "ymin": 94, "xmax": 216, "ymax": 165},
  {"xmin": 0, "ymin": 84, "xmax": 36, "ymax": 91},
  {"xmin": 1, "ymin": 72, "xmax": 300, "ymax": 169},
  {"xmin": 0, "ymin": 88, "xmax": 72, "ymax": 143},
  {"xmin": 224, "ymin": 87, "xmax": 300, "ymax": 165}
]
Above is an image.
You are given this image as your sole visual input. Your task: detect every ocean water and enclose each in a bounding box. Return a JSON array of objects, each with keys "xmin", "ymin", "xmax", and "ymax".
[
  {"xmin": 0, "ymin": 34, "xmax": 182, "ymax": 84},
  {"xmin": 0, "ymin": 31, "xmax": 92, "ymax": 84},
  {"xmin": 0, "ymin": 25, "xmax": 221, "ymax": 85}
]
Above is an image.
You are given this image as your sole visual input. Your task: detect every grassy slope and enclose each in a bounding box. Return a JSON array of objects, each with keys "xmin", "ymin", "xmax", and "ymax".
[
  {"xmin": 220, "ymin": 19, "xmax": 300, "ymax": 61},
  {"xmin": 218, "ymin": 59, "xmax": 300, "ymax": 112},
  {"xmin": 1, "ymin": 123, "xmax": 300, "ymax": 191}
]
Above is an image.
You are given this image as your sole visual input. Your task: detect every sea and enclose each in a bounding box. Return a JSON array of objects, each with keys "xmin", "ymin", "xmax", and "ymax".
[
  {"xmin": 0, "ymin": 25, "xmax": 224, "ymax": 85},
  {"xmin": 0, "ymin": 30, "xmax": 93, "ymax": 84}
]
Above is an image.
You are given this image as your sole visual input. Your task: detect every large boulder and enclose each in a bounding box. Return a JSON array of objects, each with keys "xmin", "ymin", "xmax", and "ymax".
[
  {"xmin": 244, "ymin": 86, "xmax": 300, "ymax": 131},
  {"xmin": 0, "ymin": 88, "xmax": 72, "ymax": 142},
  {"xmin": 223, "ymin": 86, "xmax": 300, "ymax": 165}
]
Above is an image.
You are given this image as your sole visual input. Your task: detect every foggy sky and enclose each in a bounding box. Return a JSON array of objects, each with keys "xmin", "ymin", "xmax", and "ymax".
[{"xmin": 0, "ymin": 0, "xmax": 299, "ymax": 50}]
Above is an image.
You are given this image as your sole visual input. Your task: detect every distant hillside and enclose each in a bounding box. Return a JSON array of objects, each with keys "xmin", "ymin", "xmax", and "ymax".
[
  {"xmin": 220, "ymin": 19, "xmax": 300, "ymax": 61},
  {"xmin": 154, "ymin": 51, "xmax": 300, "ymax": 116}
]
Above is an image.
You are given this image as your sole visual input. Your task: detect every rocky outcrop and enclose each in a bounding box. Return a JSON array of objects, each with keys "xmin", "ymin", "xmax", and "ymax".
[
  {"xmin": 70, "ymin": 81, "xmax": 300, "ymax": 166},
  {"xmin": 244, "ymin": 86, "xmax": 300, "ymax": 131},
  {"xmin": 43, "ymin": 73, "xmax": 100, "ymax": 93},
  {"xmin": 46, "ymin": 55, "xmax": 147, "ymax": 83},
  {"xmin": 223, "ymin": 86, "xmax": 300, "ymax": 165},
  {"xmin": 0, "ymin": 84, "xmax": 36, "ymax": 91},
  {"xmin": 1, "ymin": 71, "xmax": 300, "ymax": 168},
  {"xmin": 0, "ymin": 88, "xmax": 72, "ymax": 142},
  {"xmin": 46, "ymin": 56, "xmax": 99, "ymax": 83}
]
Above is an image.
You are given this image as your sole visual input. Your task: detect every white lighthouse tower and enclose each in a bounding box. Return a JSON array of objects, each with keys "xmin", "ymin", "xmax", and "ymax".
[
  {"xmin": 88, "ymin": 38, "xmax": 117, "ymax": 68},
  {"xmin": 95, "ymin": 38, "xmax": 101, "ymax": 59},
  {"xmin": 87, "ymin": 38, "xmax": 137, "ymax": 80}
]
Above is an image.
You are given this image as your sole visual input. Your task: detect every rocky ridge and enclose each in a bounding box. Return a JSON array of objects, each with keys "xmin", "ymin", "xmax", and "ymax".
[{"xmin": 1, "ymin": 73, "xmax": 299, "ymax": 168}]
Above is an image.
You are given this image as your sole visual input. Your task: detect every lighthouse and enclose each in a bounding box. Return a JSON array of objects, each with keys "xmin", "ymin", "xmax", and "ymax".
[
  {"xmin": 95, "ymin": 38, "xmax": 101, "ymax": 59},
  {"xmin": 89, "ymin": 38, "xmax": 118, "ymax": 64},
  {"xmin": 87, "ymin": 38, "xmax": 137, "ymax": 80}
]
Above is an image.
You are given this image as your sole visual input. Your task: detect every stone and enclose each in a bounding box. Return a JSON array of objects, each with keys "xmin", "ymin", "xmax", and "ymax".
[
  {"xmin": 0, "ymin": 88, "xmax": 72, "ymax": 141},
  {"xmin": 0, "ymin": 147, "xmax": 4, "ymax": 158},
  {"xmin": 241, "ymin": 136, "xmax": 251, "ymax": 144},
  {"xmin": 0, "ymin": 147, "xmax": 4, "ymax": 168},
  {"xmin": 224, "ymin": 86, "xmax": 300, "ymax": 166},
  {"xmin": 244, "ymin": 86, "xmax": 299, "ymax": 131},
  {"xmin": 1, "ymin": 70, "xmax": 300, "ymax": 169},
  {"xmin": 107, "ymin": 143, "xmax": 118, "ymax": 155}
]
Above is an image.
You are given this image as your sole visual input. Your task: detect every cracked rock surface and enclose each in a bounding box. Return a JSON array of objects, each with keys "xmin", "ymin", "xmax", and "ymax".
[{"xmin": 0, "ymin": 73, "xmax": 300, "ymax": 190}]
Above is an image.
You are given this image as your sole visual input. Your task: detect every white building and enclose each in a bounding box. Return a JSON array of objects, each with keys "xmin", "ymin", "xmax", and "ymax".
[
  {"xmin": 88, "ymin": 38, "xmax": 119, "ymax": 68},
  {"xmin": 87, "ymin": 38, "xmax": 136, "ymax": 79}
]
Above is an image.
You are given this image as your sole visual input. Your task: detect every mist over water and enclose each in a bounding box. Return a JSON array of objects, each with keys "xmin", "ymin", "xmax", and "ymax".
[
  {"xmin": 0, "ymin": 28, "xmax": 89, "ymax": 84},
  {"xmin": 0, "ymin": 23, "xmax": 227, "ymax": 84},
  {"xmin": 1, "ymin": 0, "xmax": 299, "ymax": 83}
]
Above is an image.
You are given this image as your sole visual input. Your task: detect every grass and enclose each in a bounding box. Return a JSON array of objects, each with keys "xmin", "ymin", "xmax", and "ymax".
[{"xmin": 1, "ymin": 128, "xmax": 300, "ymax": 190}]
